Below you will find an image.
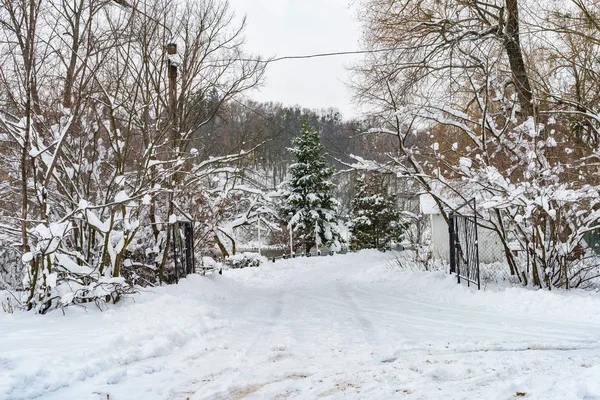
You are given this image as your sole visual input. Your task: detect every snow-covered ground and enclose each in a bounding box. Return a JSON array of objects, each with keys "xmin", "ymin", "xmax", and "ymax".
[{"xmin": 2, "ymin": 250, "xmax": 600, "ymax": 399}]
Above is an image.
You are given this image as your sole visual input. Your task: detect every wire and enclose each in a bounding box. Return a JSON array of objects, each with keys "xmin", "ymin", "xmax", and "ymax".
[
  {"xmin": 237, "ymin": 48, "xmax": 399, "ymax": 65},
  {"xmin": 210, "ymin": 20, "xmax": 600, "ymax": 66}
]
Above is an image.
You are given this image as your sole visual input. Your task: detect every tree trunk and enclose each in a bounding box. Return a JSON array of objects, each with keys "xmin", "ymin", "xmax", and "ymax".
[
  {"xmin": 503, "ymin": 0, "xmax": 535, "ymax": 118},
  {"xmin": 214, "ymin": 234, "xmax": 230, "ymax": 258}
]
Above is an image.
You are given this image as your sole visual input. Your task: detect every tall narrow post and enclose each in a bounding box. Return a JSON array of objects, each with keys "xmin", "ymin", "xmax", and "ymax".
[
  {"xmin": 289, "ymin": 224, "xmax": 293, "ymax": 256},
  {"xmin": 448, "ymin": 212, "xmax": 455, "ymax": 274},
  {"xmin": 473, "ymin": 199, "xmax": 481, "ymax": 290},
  {"xmin": 172, "ymin": 223, "xmax": 178, "ymax": 282},
  {"xmin": 257, "ymin": 213, "xmax": 262, "ymax": 256},
  {"xmin": 463, "ymin": 217, "xmax": 469, "ymax": 287},
  {"xmin": 166, "ymin": 43, "xmax": 179, "ymax": 148},
  {"xmin": 315, "ymin": 226, "xmax": 320, "ymax": 256},
  {"xmin": 190, "ymin": 222, "xmax": 196, "ymax": 275},
  {"xmin": 159, "ymin": 44, "xmax": 179, "ymax": 283}
]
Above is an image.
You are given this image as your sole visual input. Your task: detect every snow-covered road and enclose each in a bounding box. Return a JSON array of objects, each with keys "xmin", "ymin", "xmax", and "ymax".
[{"xmin": 2, "ymin": 250, "xmax": 600, "ymax": 399}]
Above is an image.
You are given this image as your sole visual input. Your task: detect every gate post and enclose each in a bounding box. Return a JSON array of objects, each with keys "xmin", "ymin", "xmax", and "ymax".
[
  {"xmin": 191, "ymin": 222, "xmax": 196, "ymax": 274},
  {"xmin": 172, "ymin": 223, "xmax": 179, "ymax": 283},
  {"xmin": 473, "ymin": 199, "xmax": 481, "ymax": 290},
  {"xmin": 449, "ymin": 211, "xmax": 456, "ymax": 275},
  {"xmin": 184, "ymin": 222, "xmax": 193, "ymax": 275},
  {"xmin": 463, "ymin": 216, "xmax": 470, "ymax": 287}
]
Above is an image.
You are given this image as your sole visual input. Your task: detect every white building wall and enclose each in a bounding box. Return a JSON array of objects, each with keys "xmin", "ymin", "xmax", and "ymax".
[
  {"xmin": 430, "ymin": 214, "xmax": 505, "ymax": 264},
  {"xmin": 430, "ymin": 214, "xmax": 450, "ymax": 260}
]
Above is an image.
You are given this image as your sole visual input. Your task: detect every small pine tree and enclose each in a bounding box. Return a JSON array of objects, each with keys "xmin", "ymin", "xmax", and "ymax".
[
  {"xmin": 283, "ymin": 123, "xmax": 342, "ymax": 253},
  {"xmin": 350, "ymin": 174, "xmax": 407, "ymax": 250}
]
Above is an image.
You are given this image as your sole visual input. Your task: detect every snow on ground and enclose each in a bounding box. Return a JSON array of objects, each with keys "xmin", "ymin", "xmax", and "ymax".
[{"xmin": 2, "ymin": 250, "xmax": 600, "ymax": 399}]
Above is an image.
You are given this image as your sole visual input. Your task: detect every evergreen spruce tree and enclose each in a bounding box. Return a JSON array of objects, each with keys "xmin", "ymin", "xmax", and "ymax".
[
  {"xmin": 350, "ymin": 174, "xmax": 407, "ymax": 250},
  {"xmin": 284, "ymin": 123, "xmax": 342, "ymax": 253}
]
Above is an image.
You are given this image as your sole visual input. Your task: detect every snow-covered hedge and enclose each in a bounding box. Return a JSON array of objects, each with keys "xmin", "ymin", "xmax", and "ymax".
[{"xmin": 224, "ymin": 253, "xmax": 267, "ymax": 269}]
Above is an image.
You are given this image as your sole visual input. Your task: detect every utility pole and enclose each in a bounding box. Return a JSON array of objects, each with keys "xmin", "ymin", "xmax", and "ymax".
[
  {"xmin": 159, "ymin": 42, "xmax": 180, "ymax": 282},
  {"xmin": 108, "ymin": 0, "xmax": 180, "ymax": 281},
  {"xmin": 166, "ymin": 43, "xmax": 179, "ymax": 149}
]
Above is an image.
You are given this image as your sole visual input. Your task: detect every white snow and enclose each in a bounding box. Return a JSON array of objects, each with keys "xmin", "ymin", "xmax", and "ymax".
[
  {"xmin": 419, "ymin": 193, "xmax": 440, "ymax": 214},
  {"xmin": 85, "ymin": 209, "xmax": 110, "ymax": 233},
  {"xmin": 1, "ymin": 251, "xmax": 600, "ymax": 399},
  {"xmin": 114, "ymin": 191, "xmax": 130, "ymax": 203},
  {"xmin": 54, "ymin": 253, "xmax": 92, "ymax": 275},
  {"xmin": 459, "ymin": 156, "xmax": 472, "ymax": 170},
  {"xmin": 168, "ymin": 53, "xmax": 182, "ymax": 67}
]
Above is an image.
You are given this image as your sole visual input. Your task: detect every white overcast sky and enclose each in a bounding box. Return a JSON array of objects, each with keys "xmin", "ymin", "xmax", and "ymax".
[{"xmin": 227, "ymin": 0, "xmax": 362, "ymax": 120}]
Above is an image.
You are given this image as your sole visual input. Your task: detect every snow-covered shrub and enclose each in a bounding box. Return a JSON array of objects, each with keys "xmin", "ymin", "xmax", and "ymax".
[
  {"xmin": 392, "ymin": 250, "xmax": 446, "ymax": 272},
  {"xmin": 479, "ymin": 261, "xmax": 522, "ymax": 288},
  {"xmin": 224, "ymin": 252, "xmax": 267, "ymax": 269},
  {"xmin": 120, "ymin": 261, "xmax": 158, "ymax": 288},
  {"xmin": 1, "ymin": 292, "xmax": 14, "ymax": 314},
  {"xmin": 0, "ymin": 246, "xmax": 23, "ymax": 291}
]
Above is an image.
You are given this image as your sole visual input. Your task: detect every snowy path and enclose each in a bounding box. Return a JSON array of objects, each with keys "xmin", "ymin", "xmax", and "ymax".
[{"xmin": 2, "ymin": 250, "xmax": 600, "ymax": 399}]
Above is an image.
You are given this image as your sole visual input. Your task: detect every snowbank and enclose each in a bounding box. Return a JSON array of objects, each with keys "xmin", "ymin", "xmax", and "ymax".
[
  {"xmin": 0, "ymin": 275, "xmax": 229, "ymax": 399},
  {"xmin": 346, "ymin": 251, "xmax": 600, "ymax": 325},
  {"xmin": 1, "ymin": 250, "xmax": 600, "ymax": 399}
]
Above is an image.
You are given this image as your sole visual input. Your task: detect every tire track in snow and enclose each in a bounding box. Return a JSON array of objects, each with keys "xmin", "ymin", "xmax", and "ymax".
[
  {"xmin": 282, "ymin": 279, "xmax": 598, "ymax": 347},
  {"xmin": 176, "ymin": 290, "xmax": 288, "ymax": 400},
  {"xmin": 353, "ymin": 282, "xmax": 600, "ymax": 331},
  {"xmin": 335, "ymin": 281, "xmax": 379, "ymax": 346},
  {"xmin": 242, "ymin": 288, "xmax": 286, "ymax": 361},
  {"xmin": 350, "ymin": 284, "xmax": 600, "ymax": 344}
]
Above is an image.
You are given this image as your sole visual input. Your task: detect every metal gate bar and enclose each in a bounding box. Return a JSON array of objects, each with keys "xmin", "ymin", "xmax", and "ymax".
[
  {"xmin": 171, "ymin": 220, "xmax": 195, "ymax": 282},
  {"xmin": 449, "ymin": 198, "xmax": 481, "ymax": 290}
]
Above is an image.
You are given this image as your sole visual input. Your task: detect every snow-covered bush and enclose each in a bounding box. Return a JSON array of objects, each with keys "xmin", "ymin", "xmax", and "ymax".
[
  {"xmin": 224, "ymin": 252, "xmax": 267, "ymax": 269},
  {"xmin": 180, "ymin": 167, "xmax": 281, "ymax": 259},
  {"xmin": 393, "ymin": 250, "xmax": 446, "ymax": 273}
]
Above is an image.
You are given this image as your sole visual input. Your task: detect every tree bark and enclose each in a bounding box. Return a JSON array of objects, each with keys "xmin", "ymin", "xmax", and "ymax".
[{"xmin": 503, "ymin": 0, "xmax": 535, "ymax": 117}]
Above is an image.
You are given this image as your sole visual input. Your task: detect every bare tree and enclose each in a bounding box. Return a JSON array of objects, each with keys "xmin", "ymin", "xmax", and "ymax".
[
  {"xmin": 352, "ymin": 0, "xmax": 600, "ymax": 289},
  {"xmin": 0, "ymin": 0, "xmax": 265, "ymax": 312}
]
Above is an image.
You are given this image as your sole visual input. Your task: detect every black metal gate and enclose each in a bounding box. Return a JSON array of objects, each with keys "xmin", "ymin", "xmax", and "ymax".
[
  {"xmin": 171, "ymin": 220, "xmax": 195, "ymax": 281},
  {"xmin": 449, "ymin": 198, "xmax": 480, "ymax": 289}
]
